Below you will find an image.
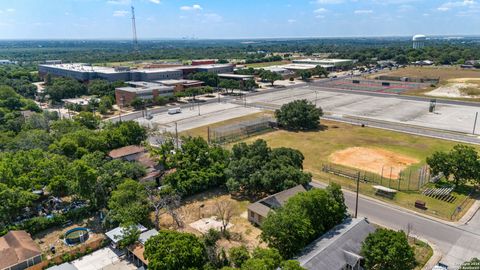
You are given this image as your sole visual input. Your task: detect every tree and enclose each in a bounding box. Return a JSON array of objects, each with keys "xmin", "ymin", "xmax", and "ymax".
[
  {"xmin": 117, "ymin": 224, "xmax": 140, "ymax": 249},
  {"xmin": 426, "ymin": 144, "xmax": 480, "ymax": 186},
  {"xmin": 313, "ymin": 65, "xmax": 329, "ymax": 78},
  {"xmin": 226, "ymin": 139, "xmax": 311, "ymax": 197},
  {"xmin": 460, "ymin": 258, "xmax": 480, "ymax": 270},
  {"xmin": 260, "ymin": 70, "xmax": 283, "ymax": 86},
  {"xmin": 219, "ymin": 79, "xmax": 240, "ymax": 94},
  {"xmin": 275, "ymin": 100, "xmax": 323, "ymax": 130},
  {"xmin": 44, "ymin": 77, "xmax": 87, "ymax": 102},
  {"xmin": 0, "ymin": 183, "xmax": 38, "ymax": 226},
  {"xmin": 107, "ymin": 179, "xmax": 150, "ymax": 226},
  {"xmin": 191, "ymin": 72, "xmax": 219, "ymax": 87},
  {"xmin": 73, "ymin": 112, "xmax": 100, "ymax": 129},
  {"xmin": 215, "ymin": 199, "xmax": 237, "ymax": 234},
  {"xmin": 144, "ymin": 230, "xmax": 207, "ymax": 270},
  {"xmin": 297, "ymin": 70, "xmax": 312, "ymax": 81},
  {"xmin": 243, "ymin": 79, "xmax": 258, "ymax": 91},
  {"xmin": 130, "ymin": 97, "xmax": 145, "ymax": 110},
  {"xmin": 88, "ymin": 79, "xmax": 115, "ymax": 97},
  {"xmin": 229, "ymin": 246, "xmax": 250, "ymax": 268},
  {"xmin": 261, "ymin": 185, "xmax": 347, "ymax": 258},
  {"xmin": 280, "ymin": 260, "xmax": 305, "ymax": 270},
  {"xmin": 361, "ymin": 229, "xmax": 416, "ymax": 270}
]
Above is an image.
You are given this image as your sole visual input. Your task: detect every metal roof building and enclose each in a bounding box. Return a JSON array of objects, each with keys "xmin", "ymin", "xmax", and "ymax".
[{"xmin": 296, "ymin": 218, "xmax": 375, "ymax": 270}]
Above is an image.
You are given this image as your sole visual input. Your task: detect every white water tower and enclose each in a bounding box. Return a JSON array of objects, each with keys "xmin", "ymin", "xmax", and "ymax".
[{"xmin": 412, "ymin": 34, "xmax": 427, "ymax": 49}]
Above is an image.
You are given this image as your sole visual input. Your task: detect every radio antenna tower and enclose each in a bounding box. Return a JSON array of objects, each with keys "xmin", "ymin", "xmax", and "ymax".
[{"xmin": 131, "ymin": 5, "xmax": 139, "ymax": 53}]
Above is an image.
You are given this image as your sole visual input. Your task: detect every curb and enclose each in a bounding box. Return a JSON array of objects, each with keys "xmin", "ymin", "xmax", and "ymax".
[{"xmin": 314, "ymin": 179, "xmax": 476, "ymax": 227}]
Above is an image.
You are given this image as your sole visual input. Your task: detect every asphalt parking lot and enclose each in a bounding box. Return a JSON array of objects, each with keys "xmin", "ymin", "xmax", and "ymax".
[{"xmin": 246, "ymin": 85, "xmax": 480, "ymax": 135}]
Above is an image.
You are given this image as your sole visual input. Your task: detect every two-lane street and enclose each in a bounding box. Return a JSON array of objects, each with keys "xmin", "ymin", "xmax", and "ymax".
[{"xmin": 311, "ymin": 181, "xmax": 480, "ymax": 269}]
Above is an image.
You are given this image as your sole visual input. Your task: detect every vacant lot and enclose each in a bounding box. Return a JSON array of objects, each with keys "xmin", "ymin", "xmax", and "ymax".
[{"xmin": 158, "ymin": 188, "xmax": 264, "ymax": 251}]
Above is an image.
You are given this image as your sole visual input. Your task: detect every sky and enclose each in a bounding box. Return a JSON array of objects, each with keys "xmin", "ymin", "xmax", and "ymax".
[{"xmin": 0, "ymin": 0, "xmax": 479, "ymax": 39}]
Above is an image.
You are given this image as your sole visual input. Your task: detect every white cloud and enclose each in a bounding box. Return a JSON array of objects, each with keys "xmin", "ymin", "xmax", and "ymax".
[
  {"xmin": 314, "ymin": 8, "xmax": 328, "ymax": 14},
  {"xmin": 437, "ymin": 0, "xmax": 476, "ymax": 11},
  {"xmin": 6, "ymin": 8, "xmax": 15, "ymax": 12},
  {"xmin": 149, "ymin": 0, "xmax": 160, "ymax": 3},
  {"xmin": 287, "ymin": 19, "xmax": 297, "ymax": 23},
  {"xmin": 314, "ymin": 0, "xmax": 344, "ymax": 3},
  {"xmin": 180, "ymin": 4, "xmax": 202, "ymax": 11},
  {"xmin": 107, "ymin": 0, "xmax": 130, "ymax": 5},
  {"xmin": 113, "ymin": 10, "xmax": 129, "ymax": 17},
  {"xmin": 203, "ymin": 13, "xmax": 222, "ymax": 22},
  {"xmin": 354, "ymin": 9, "xmax": 374, "ymax": 14}
]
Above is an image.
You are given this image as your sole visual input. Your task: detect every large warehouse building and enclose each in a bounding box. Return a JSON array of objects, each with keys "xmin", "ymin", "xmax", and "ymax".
[
  {"xmin": 38, "ymin": 63, "xmax": 234, "ymax": 82},
  {"xmin": 292, "ymin": 58, "xmax": 355, "ymax": 68}
]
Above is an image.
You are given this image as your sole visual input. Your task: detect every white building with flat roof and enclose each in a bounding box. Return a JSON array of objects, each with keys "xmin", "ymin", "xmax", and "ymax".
[{"xmin": 292, "ymin": 58, "xmax": 354, "ymax": 68}]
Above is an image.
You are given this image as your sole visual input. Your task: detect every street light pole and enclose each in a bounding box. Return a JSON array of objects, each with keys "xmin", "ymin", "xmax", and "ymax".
[{"xmin": 355, "ymin": 172, "xmax": 360, "ymax": 218}]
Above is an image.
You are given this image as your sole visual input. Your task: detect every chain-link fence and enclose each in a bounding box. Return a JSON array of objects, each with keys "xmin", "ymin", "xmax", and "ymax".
[
  {"xmin": 322, "ymin": 163, "xmax": 430, "ymax": 191},
  {"xmin": 208, "ymin": 117, "xmax": 277, "ymax": 144}
]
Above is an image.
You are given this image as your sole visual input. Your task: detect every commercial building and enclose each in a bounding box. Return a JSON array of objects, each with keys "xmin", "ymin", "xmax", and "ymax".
[
  {"xmin": 0, "ymin": 60, "xmax": 16, "ymax": 65},
  {"xmin": 62, "ymin": 96, "xmax": 99, "ymax": 108},
  {"xmin": 296, "ymin": 218, "xmax": 375, "ymax": 270},
  {"xmin": 115, "ymin": 81, "xmax": 175, "ymax": 106},
  {"xmin": 157, "ymin": 79, "xmax": 204, "ymax": 91},
  {"xmin": 192, "ymin": 59, "xmax": 216, "ymax": 66},
  {"xmin": 292, "ymin": 58, "xmax": 354, "ymax": 69},
  {"xmin": 0, "ymin": 230, "xmax": 43, "ymax": 270},
  {"xmin": 413, "ymin": 34, "xmax": 427, "ymax": 49},
  {"xmin": 247, "ymin": 184, "xmax": 312, "ymax": 226},
  {"xmin": 38, "ymin": 63, "xmax": 234, "ymax": 83}
]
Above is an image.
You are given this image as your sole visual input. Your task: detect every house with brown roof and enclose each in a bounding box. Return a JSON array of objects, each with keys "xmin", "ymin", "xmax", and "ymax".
[
  {"xmin": 247, "ymin": 184, "xmax": 312, "ymax": 226},
  {"xmin": 108, "ymin": 145, "xmax": 163, "ymax": 185},
  {"xmin": 0, "ymin": 230, "xmax": 42, "ymax": 270}
]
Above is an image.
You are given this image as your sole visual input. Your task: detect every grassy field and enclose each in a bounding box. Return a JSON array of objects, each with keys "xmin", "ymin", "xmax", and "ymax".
[
  {"xmin": 411, "ymin": 238, "xmax": 434, "ymax": 270},
  {"xmin": 182, "ymin": 111, "xmax": 478, "ymax": 221},
  {"xmin": 245, "ymin": 60, "xmax": 291, "ymax": 68},
  {"xmin": 241, "ymin": 120, "xmax": 478, "ymax": 220},
  {"xmin": 374, "ymin": 66, "xmax": 480, "ymax": 82}
]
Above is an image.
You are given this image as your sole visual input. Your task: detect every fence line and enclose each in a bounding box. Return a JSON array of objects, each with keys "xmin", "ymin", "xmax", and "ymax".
[{"xmin": 321, "ymin": 163, "xmax": 430, "ymax": 191}]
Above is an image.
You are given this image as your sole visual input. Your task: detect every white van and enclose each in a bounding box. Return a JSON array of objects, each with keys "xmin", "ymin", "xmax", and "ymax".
[{"xmin": 168, "ymin": 107, "xmax": 182, "ymax": 115}]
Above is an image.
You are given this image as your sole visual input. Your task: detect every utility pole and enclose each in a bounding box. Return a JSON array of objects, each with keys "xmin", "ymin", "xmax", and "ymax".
[
  {"xmin": 473, "ymin": 112, "xmax": 478, "ymax": 135},
  {"xmin": 175, "ymin": 122, "xmax": 179, "ymax": 149},
  {"xmin": 355, "ymin": 171, "xmax": 360, "ymax": 218},
  {"xmin": 198, "ymin": 102, "xmax": 201, "ymax": 116}
]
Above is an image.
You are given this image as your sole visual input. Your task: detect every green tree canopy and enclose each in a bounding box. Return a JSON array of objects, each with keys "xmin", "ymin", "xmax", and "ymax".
[
  {"xmin": 361, "ymin": 229, "xmax": 416, "ymax": 270},
  {"xmin": 144, "ymin": 230, "xmax": 207, "ymax": 270},
  {"xmin": 226, "ymin": 139, "xmax": 311, "ymax": 197},
  {"xmin": 275, "ymin": 99, "xmax": 323, "ymax": 130},
  {"xmin": 107, "ymin": 179, "xmax": 150, "ymax": 225}
]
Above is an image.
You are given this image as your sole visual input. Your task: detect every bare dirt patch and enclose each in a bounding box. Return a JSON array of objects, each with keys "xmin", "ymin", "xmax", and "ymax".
[
  {"xmin": 329, "ymin": 147, "xmax": 419, "ymax": 179},
  {"xmin": 426, "ymin": 78, "xmax": 480, "ymax": 98},
  {"xmin": 158, "ymin": 190, "xmax": 264, "ymax": 251}
]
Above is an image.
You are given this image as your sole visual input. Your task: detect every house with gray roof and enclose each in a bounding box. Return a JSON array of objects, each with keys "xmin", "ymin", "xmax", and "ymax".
[
  {"xmin": 247, "ymin": 184, "xmax": 312, "ymax": 226},
  {"xmin": 296, "ymin": 218, "xmax": 375, "ymax": 270}
]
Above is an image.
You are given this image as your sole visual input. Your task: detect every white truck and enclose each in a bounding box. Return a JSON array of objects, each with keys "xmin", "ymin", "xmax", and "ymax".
[{"xmin": 168, "ymin": 107, "xmax": 182, "ymax": 115}]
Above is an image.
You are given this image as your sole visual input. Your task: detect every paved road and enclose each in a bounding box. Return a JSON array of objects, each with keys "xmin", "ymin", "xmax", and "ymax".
[{"xmin": 311, "ymin": 181, "xmax": 480, "ymax": 269}]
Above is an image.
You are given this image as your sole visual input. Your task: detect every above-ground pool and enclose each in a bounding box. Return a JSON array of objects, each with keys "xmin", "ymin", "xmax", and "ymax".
[{"xmin": 65, "ymin": 228, "xmax": 89, "ymax": 245}]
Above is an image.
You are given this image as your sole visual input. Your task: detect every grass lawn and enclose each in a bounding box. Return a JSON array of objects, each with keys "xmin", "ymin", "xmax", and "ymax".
[
  {"xmin": 245, "ymin": 60, "xmax": 291, "ymax": 68},
  {"xmin": 412, "ymin": 238, "xmax": 434, "ymax": 270},
  {"xmin": 240, "ymin": 120, "xmax": 478, "ymax": 221},
  {"xmin": 182, "ymin": 112, "xmax": 478, "ymax": 221}
]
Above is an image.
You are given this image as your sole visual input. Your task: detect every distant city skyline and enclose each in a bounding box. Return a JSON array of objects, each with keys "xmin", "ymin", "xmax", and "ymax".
[{"xmin": 0, "ymin": 0, "xmax": 479, "ymax": 39}]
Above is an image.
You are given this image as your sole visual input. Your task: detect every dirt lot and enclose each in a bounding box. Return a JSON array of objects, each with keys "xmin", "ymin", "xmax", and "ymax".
[
  {"xmin": 158, "ymin": 188, "xmax": 264, "ymax": 251},
  {"xmin": 329, "ymin": 147, "xmax": 419, "ymax": 179},
  {"xmin": 34, "ymin": 215, "xmax": 105, "ymax": 259},
  {"xmin": 426, "ymin": 78, "xmax": 480, "ymax": 98}
]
